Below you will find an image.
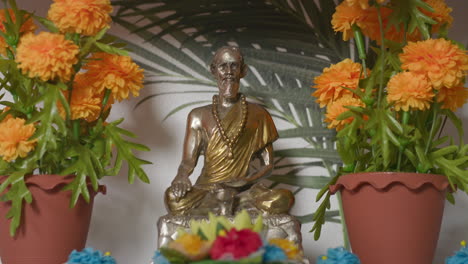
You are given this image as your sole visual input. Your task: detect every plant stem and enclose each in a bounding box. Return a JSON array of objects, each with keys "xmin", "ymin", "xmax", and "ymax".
[
  {"xmin": 12, "ymin": 92, "xmax": 18, "ymax": 104},
  {"xmin": 396, "ymin": 149, "xmax": 403, "ymax": 171},
  {"xmin": 102, "ymin": 89, "xmax": 111, "ymax": 107},
  {"xmin": 437, "ymin": 116, "xmax": 448, "ymax": 139},
  {"xmin": 396, "ymin": 111, "xmax": 410, "ymax": 171},
  {"xmin": 425, "ymin": 104, "xmax": 439, "ymax": 154},
  {"xmin": 98, "ymin": 89, "xmax": 112, "ymax": 120},
  {"xmin": 72, "ymin": 120, "xmax": 80, "ymax": 140},
  {"xmin": 376, "ymin": 6, "xmax": 385, "ymax": 108}
]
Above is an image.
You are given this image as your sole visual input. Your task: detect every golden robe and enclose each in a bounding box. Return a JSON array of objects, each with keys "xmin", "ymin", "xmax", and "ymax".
[
  {"xmin": 165, "ymin": 101, "xmax": 287, "ymax": 215},
  {"xmin": 197, "ymin": 102, "xmax": 278, "ymax": 185}
]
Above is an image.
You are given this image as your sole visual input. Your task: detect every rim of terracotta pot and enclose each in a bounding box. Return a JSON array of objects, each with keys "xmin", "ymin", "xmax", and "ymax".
[
  {"xmin": 329, "ymin": 172, "xmax": 450, "ymax": 194},
  {"xmin": 0, "ymin": 174, "xmax": 107, "ymax": 194}
]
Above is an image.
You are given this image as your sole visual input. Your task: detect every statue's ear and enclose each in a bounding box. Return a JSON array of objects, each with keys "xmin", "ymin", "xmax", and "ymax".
[
  {"xmin": 240, "ymin": 63, "xmax": 248, "ymax": 78},
  {"xmin": 210, "ymin": 63, "xmax": 216, "ymax": 76}
]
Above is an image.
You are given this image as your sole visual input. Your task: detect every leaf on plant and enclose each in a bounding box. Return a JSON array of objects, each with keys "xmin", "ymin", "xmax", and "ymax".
[
  {"xmin": 60, "ymin": 144, "xmax": 106, "ymax": 205},
  {"xmin": 3, "ymin": 170, "xmax": 30, "ymax": 236},
  {"xmin": 33, "ymin": 15, "xmax": 59, "ymax": 33},
  {"xmin": 95, "ymin": 42, "xmax": 129, "ymax": 56},
  {"xmin": 104, "ymin": 123, "xmax": 151, "ymax": 184},
  {"xmin": 390, "ymin": 0, "xmax": 436, "ymax": 39}
]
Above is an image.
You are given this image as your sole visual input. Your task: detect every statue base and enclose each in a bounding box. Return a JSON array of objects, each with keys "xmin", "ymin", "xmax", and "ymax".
[
  {"xmin": 158, "ymin": 213, "xmax": 302, "ymax": 247},
  {"xmin": 156, "ymin": 213, "xmax": 310, "ymax": 263}
]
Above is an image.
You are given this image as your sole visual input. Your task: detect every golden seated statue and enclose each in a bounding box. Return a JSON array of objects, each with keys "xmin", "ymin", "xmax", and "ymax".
[{"xmin": 164, "ymin": 46, "xmax": 294, "ymax": 217}]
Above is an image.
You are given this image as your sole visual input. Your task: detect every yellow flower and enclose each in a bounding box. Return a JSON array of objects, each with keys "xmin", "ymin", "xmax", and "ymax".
[
  {"xmin": 48, "ymin": 0, "xmax": 112, "ymax": 36},
  {"xmin": 61, "ymin": 73, "xmax": 111, "ymax": 121},
  {"xmin": 268, "ymin": 238, "xmax": 301, "ymax": 260},
  {"xmin": 345, "ymin": 0, "xmax": 386, "ymax": 10},
  {"xmin": 312, "ymin": 59, "xmax": 368, "ymax": 108},
  {"xmin": 400, "ymin": 39, "xmax": 468, "ymax": 90},
  {"xmin": 0, "ymin": 117, "xmax": 37, "ymax": 162},
  {"xmin": 169, "ymin": 233, "xmax": 211, "ymax": 261},
  {"xmin": 421, "ymin": 0, "xmax": 453, "ymax": 32},
  {"xmin": 83, "ymin": 53, "xmax": 144, "ymax": 101},
  {"xmin": 387, "ymin": 72, "xmax": 434, "ymax": 111},
  {"xmin": 437, "ymin": 86, "xmax": 468, "ymax": 112},
  {"xmin": 16, "ymin": 32, "xmax": 79, "ymax": 82},
  {"xmin": 0, "ymin": 8, "xmax": 37, "ymax": 55},
  {"xmin": 324, "ymin": 96, "xmax": 365, "ymax": 131},
  {"xmin": 331, "ymin": 1, "xmax": 367, "ymax": 41}
]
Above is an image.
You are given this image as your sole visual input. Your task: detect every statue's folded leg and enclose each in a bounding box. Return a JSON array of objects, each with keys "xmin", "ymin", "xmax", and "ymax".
[
  {"xmin": 164, "ymin": 187, "xmax": 208, "ymax": 215},
  {"xmin": 238, "ymin": 183, "xmax": 295, "ymax": 214},
  {"xmin": 255, "ymin": 188, "xmax": 295, "ymax": 214}
]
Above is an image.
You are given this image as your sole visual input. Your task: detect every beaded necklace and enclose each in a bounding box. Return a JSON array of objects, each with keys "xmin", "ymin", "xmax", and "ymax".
[{"xmin": 212, "ymin": 94, "xmax": 248, "ymax": 159}]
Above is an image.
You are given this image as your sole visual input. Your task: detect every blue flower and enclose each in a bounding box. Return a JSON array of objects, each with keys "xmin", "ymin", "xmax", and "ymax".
[
  {"xmin": 67, "ymin": 248, "xmax": 116, "ymax": 264},
  {"xmin": 446, "ymin": 243, "xmax": 468, "ymax": 264},
  {"xmin": 152, "ymin": 251, "xmax": 170, "ymax": 264},
  {"xmin": 263, "ymin": 244, "xmax": 287, "ymax": 263},
  {"xmin": 317, "ymin": 247, "xmax": 360, "ymax": 264},
  {"xmin": 100, "ymin": 255, "xmax": 116, "ymax": 264}
]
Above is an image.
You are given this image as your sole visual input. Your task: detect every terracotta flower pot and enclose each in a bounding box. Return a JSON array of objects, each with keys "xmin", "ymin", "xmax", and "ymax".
[
  {"xmin": 329, "ymin": 172, "xmax": 450, "ymax": 264},
  {"xmin": 0, "ymin": 174, "xmax": 106, "ymax": 264}
]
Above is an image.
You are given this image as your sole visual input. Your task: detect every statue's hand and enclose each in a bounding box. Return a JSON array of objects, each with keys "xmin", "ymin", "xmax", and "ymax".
[{"xmin": 171, "ymin": 178, "xmax": 192, "ymax": 202}]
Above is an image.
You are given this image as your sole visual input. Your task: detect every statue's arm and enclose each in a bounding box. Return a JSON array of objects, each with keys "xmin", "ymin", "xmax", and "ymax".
[
  {"xmin": 171, "ymin": 110, "xmax": 203, "ymax": 199},
  {"xmin": 246, "ymin": 143, "xmax": 274, "ymax": 182},
  {"xmin": 223, "ymin": 144, "xmax": 274, "ymax": 187}
]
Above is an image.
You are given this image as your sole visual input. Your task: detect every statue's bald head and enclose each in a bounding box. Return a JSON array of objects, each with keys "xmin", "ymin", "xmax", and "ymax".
[{"xmin": 210, "ymin": 46, "xmax": 247, "ymax": 78}]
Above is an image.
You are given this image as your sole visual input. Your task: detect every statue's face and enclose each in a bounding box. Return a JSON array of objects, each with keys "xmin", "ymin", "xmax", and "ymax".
[{"xmin": 212, "ymin": 50, "xmax": 243, "ymax": 100}]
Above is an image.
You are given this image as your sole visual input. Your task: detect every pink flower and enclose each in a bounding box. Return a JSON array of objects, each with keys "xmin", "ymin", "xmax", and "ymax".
[{"xmin": 210, "ymin": 228, "xmax": 262, "ymax": 260}]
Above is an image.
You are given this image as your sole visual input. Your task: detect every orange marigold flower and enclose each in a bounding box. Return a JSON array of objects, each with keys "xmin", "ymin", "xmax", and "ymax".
[
  {"xmin": 312, "ymin": 59, "xmax": 369, "ymax": 108},
  {"xmin": 387, "ymin": 72, "xmax": 434, "ymax": 111},
  {"xmin": 48, "ymin": 0, "xmax": 113, "ymax": 36},
  {"xmin": 421, "ymin": 0, "xmax": 453, "ymax": 32},
  {"xmin": 16, "ymin": 32, "xmax": 79, "ymax": 82},
  {"xmin": 61, "ymin": 73, "xmax": 109, "ymax": 121},
  {"xmin": 331, "ymin": 1, "xmax": 367, "ymax": 41},
  {"xmin": 359, "ymin": 7, "xmax": 421, "ymax": 44},
  {"xmin": 345, "ymin": 0, "xmax": 386, "ymax": 10},
  {"xmin": 437, "ymin": 86, "xmax": 468, "ymax": 112},
  {"xmin": 0, "ymin": 117, "xmax": 37, "ymax": 162},
  {"xmin": 83, "ymin": 52, "xmax": 144, "ymax": 101},
  {"xmin": 400, "ymin": 39, "xmax": 468, "ymax": 90},
  {"xmin": 324, "ymin": 96, "xmax": 365, "ymax": 131},
  {"xmin": 0, "ymin": 8, "xmax": 37, "ymax": 55}
]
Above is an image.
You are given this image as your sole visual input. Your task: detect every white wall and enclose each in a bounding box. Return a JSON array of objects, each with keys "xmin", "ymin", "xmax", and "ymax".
[{"xmin": 7, "ymin": 1, "xmax": 468, "ymax": 264}]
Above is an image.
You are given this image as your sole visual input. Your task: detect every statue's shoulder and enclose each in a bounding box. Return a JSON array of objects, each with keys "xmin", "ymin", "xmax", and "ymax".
[
  {"xmin": 185, "ymin": 104, "xmax": 212, "ymax": 130},
  {"xmin": 247, "ymin": 101, "xmax": 272, "ymax": 118},
  {"xmin": 246, "ymin": 101, "xmax": 278, "ymax": 140},
  {"xmin": 187, "ymin": 104, "xmax": 212, "ymax": 119}
]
